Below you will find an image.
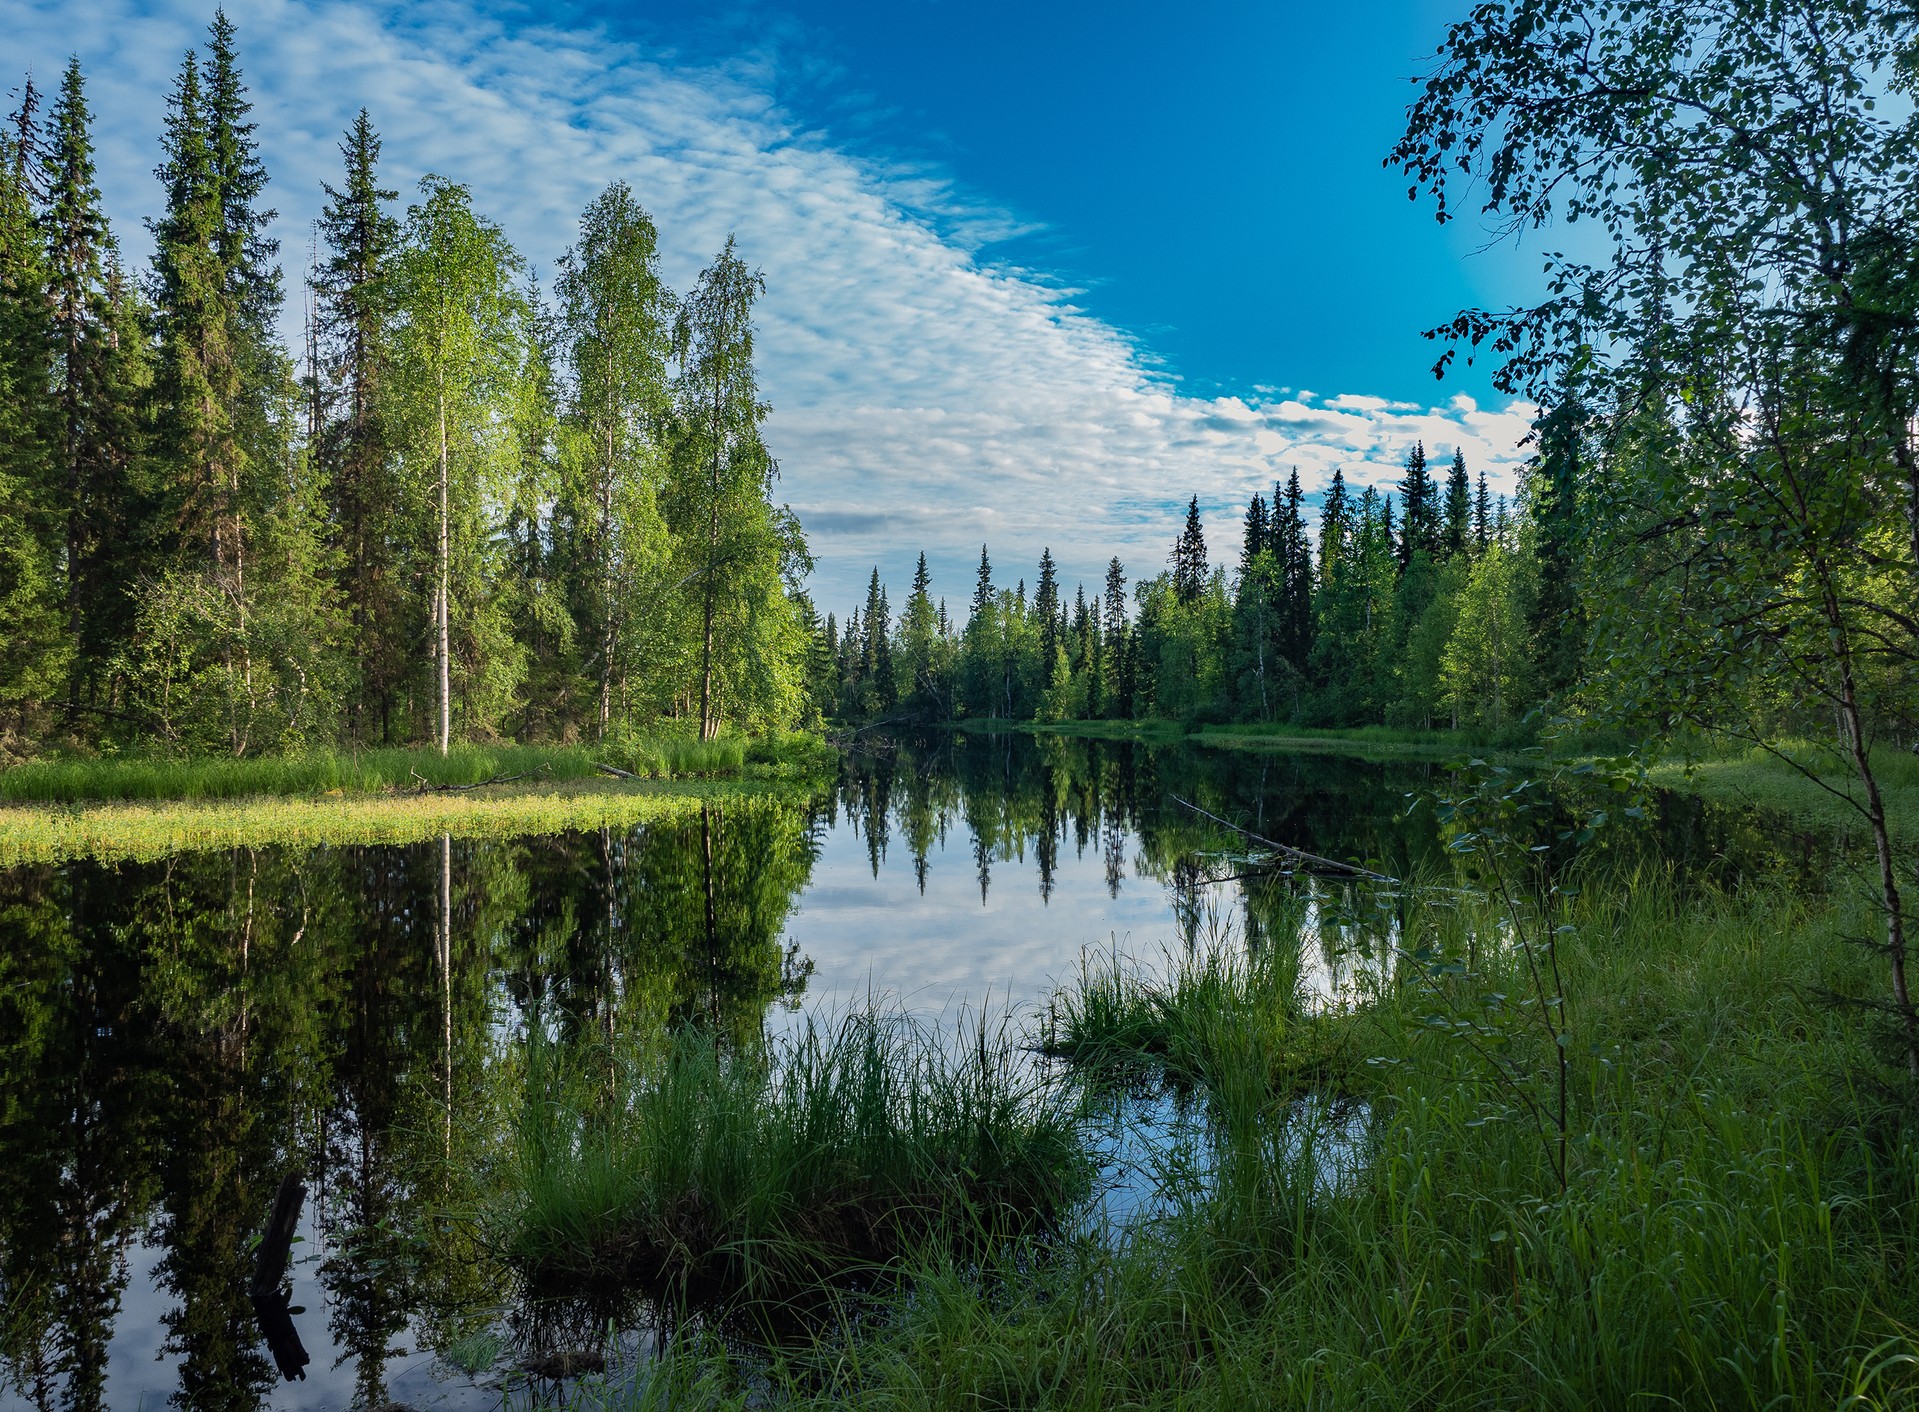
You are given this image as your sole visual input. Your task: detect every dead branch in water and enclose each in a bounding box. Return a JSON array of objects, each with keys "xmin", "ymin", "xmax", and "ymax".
[
  {"xmin": 1169, "ymin": 794, "xmax": 1398, "ymax": 883},
  {"xmin": 408, "ymin": 765, "xmax": 549, "ymax": 794}
]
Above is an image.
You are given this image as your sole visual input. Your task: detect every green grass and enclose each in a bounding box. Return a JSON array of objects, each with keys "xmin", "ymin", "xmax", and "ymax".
[
  {"xmin": 490, "ymin": 1011, "xmax": 1091, "ymax": 1315},
  {"xmin": 561, "ymin": 870, "xmax": 1919, "ymax": 1410},
  {"xmin": 0, "ymin": 733, "xmax": 832, "ymax": 805},
  {"xmin": 1039, "ymin": 942, "xmax": 1363, "ymax": 1099},
  {"xmin": 0, "ymin": 776, "xmax": 798, "ymax": 864},
  {"xmin": 1649, "ymin": 739, "xmax": 1919, "ymax": 843}
]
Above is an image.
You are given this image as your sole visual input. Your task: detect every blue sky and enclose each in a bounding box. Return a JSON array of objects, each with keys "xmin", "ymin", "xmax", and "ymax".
[
  {"xmin": 560, "ymin": 0, "xmax": 1531, "ymax": 405},
  {"xmin": 8, "ymin": 0, "xmax": 1544, "ymax": 613}
]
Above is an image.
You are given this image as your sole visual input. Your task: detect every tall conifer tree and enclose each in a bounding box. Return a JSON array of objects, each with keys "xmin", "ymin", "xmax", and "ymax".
[
  {"xmin": 314, "ymin": 109, "xmax": 400, "ymax": 737},
  {"xmin": 1443, "ymin": 448, "xmax": 1471, "ymax": 559}
]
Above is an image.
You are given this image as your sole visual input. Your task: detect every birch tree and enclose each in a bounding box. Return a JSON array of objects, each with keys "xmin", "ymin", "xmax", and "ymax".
[
  {"xmin": 388, "ymin": 177, "xmax": 528, "ymax": 754},
  {"xmin": 665, "ymin": 238, "xmax": 806, "ymax": 739},
  {"xmin": 555, "ymin": 182, "xmax": 673, "ymax": 738}
]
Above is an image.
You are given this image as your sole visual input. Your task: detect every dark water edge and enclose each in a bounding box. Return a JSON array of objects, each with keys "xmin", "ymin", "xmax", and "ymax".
[{"xmin": 0, "ymin": 733, "xmax": 1834, "ymax": 1410}]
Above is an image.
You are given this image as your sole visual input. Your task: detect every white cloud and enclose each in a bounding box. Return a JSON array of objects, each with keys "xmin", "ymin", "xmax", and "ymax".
[{"xmin": 6, "ymin": 0, "xmax": 1538, "ymax": 612}]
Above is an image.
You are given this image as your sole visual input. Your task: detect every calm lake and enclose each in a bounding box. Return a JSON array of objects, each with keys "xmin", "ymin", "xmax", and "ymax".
[{"xmin": 0, "ymin": 733, "xmax": 1818, "ymax": 1410}]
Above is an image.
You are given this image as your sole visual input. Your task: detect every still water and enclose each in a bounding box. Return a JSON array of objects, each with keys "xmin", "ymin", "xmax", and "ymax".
[{"xmin": 0, "ymin": 733, "xmax": 1819, "ymax": 1410}]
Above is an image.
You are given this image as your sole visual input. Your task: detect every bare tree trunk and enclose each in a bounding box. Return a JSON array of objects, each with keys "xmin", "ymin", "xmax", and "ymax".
[
  {"xmin": 600, "ymin": 418, "xmax": 615, "ymax": 741},
  {"xmin": 1836, "ymin": 637, "xmax": 1918, "ymax": 1076},
  {"xmin": 437, "ymin": 384, "xmax": 451, "ymax": 757}
]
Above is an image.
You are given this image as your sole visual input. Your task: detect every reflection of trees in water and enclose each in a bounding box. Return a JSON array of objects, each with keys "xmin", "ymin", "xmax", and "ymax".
[
  {"xmin": 0, "ymin": 799, "xmax": 818, "ymax": 1409},
  {"xmin": 828, "ymin": 733, "xmax": 1829, "ymax": 999},
  {"xmin": 830, "ymin": 733, "xmax": 1431, "ymax": 915}
]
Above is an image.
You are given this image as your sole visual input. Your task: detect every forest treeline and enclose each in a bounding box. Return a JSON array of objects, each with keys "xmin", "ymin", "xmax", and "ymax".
[
  {"xmin": 821, "ymin": 440, "xmax": 1564, "ymax": 736},
  {"xmin": 0, "ymin": 13, "xmax": 812, "ymax": 761}
]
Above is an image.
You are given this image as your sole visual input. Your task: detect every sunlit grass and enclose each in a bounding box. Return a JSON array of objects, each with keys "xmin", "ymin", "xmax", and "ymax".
[
  {"xmin": 0, "ymin": 733, "xmax": 833, "ymax": 805},
  {"xmin": 0, "ymin": 776, "xmax": 799, "ymax": 864},
  {"xmin": 1039, "ymin": 942, "xmax": 1363, "ymax": 1099},
  {"xmin": 1648, "ymin": 739, "xmax": 1919, "ymax": 842}
]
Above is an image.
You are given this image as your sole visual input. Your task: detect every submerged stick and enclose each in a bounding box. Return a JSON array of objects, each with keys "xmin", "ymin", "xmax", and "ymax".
[
  {"xmin": 250, "ymin": 1169, "xmax": 306, "ymax": 1299},
  {"xmin": 1169, "ymin": 795, "xmax": 1397, "ymax": 883},
  {"xmin": 409, "ymin": 766, "xmax": 549, "ymax": 794}
]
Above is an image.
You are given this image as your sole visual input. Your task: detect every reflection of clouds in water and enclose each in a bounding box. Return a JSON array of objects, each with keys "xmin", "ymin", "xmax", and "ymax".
[
  {"xmin": 779, "ymin": 815, "xmax": 1176, "ymax": 1028},
  {"xmin": 778, "ymin": 809, "xmax": 1403, "ymax": 1029},
  {"xmin": 1294, "ymin": 896, "xmax": 1397, "ymax": 1014}
]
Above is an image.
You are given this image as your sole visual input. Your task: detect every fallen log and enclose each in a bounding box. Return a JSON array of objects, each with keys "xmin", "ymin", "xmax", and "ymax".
[
  {"xmin": 593, "ymin": 761, "xmax": 640, "ymax": 779},
  {"xmin": 250, "ymin": 1169, "xmax": 306, "ymax": 1299}
]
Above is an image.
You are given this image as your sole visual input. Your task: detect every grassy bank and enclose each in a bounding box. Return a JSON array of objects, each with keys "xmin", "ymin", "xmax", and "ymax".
[
  {"xmin": 555, "ymin": 869, "xmax": 1919, "ymax": 1410},
  {"xmin": 1649, "ymin": 742, "xmax": 1919, "ymax": 844},
  {"xmin": 489, "ymin": 1012, "xmax": 1088, "ymax": 1314},
  {"xmin": 0, "ymin": 775, "xmax": 805, "ymax": 864},
  {"xmin": 0, "ymin": 733, "xmax": 833, "ymax": 804}
]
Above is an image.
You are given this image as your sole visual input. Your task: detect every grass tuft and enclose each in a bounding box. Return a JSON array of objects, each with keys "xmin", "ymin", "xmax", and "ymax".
[
  {"xmin": 1040, "ymin": 942, "xmax": 1364, "ymax": 1100},
  {"xmin": 492, "ymin": 1012, "xmax": 1090, "ymax": 1313}
]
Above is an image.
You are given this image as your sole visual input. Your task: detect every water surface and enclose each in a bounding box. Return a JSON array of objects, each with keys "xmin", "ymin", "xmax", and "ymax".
[{"xmin": 0, "ymin": 733, "xmax": 1825, "ymax": 1409}]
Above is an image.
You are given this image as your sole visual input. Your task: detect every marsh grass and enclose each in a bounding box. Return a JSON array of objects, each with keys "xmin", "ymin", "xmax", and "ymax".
[
  {"xmin": 492, "ymin": 1012, "xmax": 1090, "ymax": 1316},
  {"xmin": 0, "ymin": 733, "xmax": 830, "ymax": 805},
  {"xmin": 1039, "ymin": 942, "xmax": 1363, "ymax": 1100},
  {"xmin": 0, "ymin": 777, "xmax": 792, "ymax": 864},
  {"xmin": 1649, "ymin": 739, "xmax": 1919, "ymax": 843},
  {"xmin": 571, "ymin": 873, "xmax": 1919, "ymax": 1410}
]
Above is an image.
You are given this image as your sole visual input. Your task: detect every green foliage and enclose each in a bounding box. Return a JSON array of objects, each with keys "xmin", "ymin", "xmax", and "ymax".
[
  {"xmin": 593, "ymin": 875, "xmax": 1919, "ymax": 1412},
  {"xmin": 1041, "ymin": 941, "xmax": 1361, "ymax": 1099},
  {"xmin": 488, "ymin": 1012, "xmax": 1090, "ymax": 1309},
  {"xmin": 0, "ymin": 40, "xmax": 820, "ymax": 764}
]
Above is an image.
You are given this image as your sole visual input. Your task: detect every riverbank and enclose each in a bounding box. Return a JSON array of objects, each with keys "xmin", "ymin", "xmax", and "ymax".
[
  {"xmin": 0, "ymin": 734, "xmax": 833, "ymax": 804},
  {"xmin": 954, "ymin": 718, "xmax": 1919, "ymax": 839},
  {"xmin": 0, "ymin": 774, "xmax": 818, "ymax": 864},
  {"xmin": 543, "ymin": 869, "xmax": 1917, "ymax": 1410}
]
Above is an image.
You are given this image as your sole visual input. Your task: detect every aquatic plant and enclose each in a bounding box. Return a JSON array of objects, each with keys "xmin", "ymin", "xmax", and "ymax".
[
  {"xmin": 553, "ymin": 873, "xmax": 1919, "ymax": 1410},
  {"xmin": 491, "ymin": 1011, "xmax": 1090, "ymax": 1312},
  {"xmin": 1039, "ymin": 940, "xmax": 1362, "ymax": 1100}
]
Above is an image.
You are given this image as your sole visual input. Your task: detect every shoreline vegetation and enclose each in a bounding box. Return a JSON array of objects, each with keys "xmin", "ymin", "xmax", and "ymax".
[
  {"xmin": 951, "ymin": 717, "xmax": 1919, "ymax": 839},
  {"xmin": 0, "ymin": 735, "xmax": 832, "ymax": 863},
  {"xmin": 483, "ymin": 869, "xmax": 1919, "ymax": 1410}
]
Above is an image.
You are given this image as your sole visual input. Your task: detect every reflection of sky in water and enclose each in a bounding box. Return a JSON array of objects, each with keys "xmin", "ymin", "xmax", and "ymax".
[
  {"xmin": 778, "ymin": 817, "xmax": 1177, "ymax": 1026},
  {"xmin": 2, "ymin": 796, "xmax": 1400, "ymax": 1412}
]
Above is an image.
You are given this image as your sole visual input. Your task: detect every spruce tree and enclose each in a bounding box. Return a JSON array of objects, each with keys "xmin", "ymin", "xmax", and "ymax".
[
  {"xmin": 1528, "ymin": 401, "xmax": 1586, "ymax": 699},
  {"xmin": 1473, "ymin": 470, "xmax": 1492, "ymax": 552},
  {"xmin": 1396, "ymin": 441, "xmax": 1440, "ymax": 567},
  {"xmin": 1034, "ymin": 547, "xmax": 1061, "ymax": 686},
  {"xmin": 314, "ymin": 109, "xmax": 400, "ymax": 737},
  {"xmin": 1443, "ymin": 448, "xmax": 1471, "ymax": 559},
  {"xmin": 0, "ymin": 75, "xmax": 65, "ymax": 730},
  {"xmin": 900, "ymin": 550, "xmax": 938, "ymax": 710},
  {"xmin": 1275, "ymin": 470, "xmax": 1313, "ymax": 670},
  {"xmin": 150, "ymin": 45, "xmax": 237, "ymax": 572},
  {"xmin": 970, "ymin": 544, "xmax": 993, "ymax": 618},
  {"xmin": 1173, "ymin": 496, "xmax": 1206, "ymax": 604},
  {"xmin": 38, "ymin": 59, "xmax": 146, "ymax": 707},
  {"xmin": 1239, "ymin": 492, "xmax": 1268, "ymax": 575}
]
